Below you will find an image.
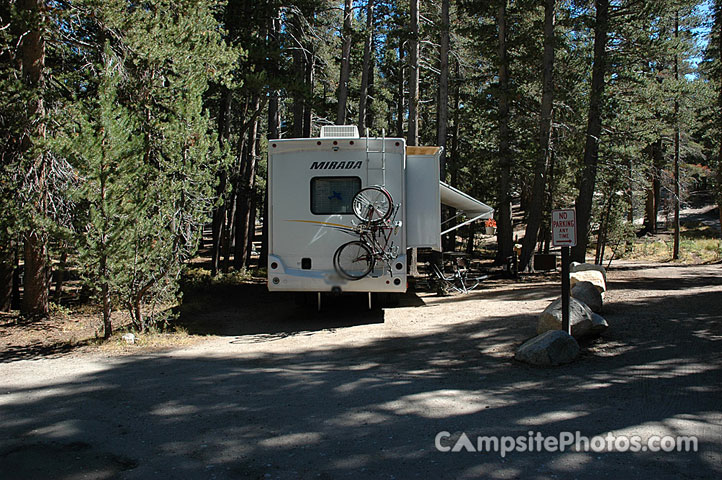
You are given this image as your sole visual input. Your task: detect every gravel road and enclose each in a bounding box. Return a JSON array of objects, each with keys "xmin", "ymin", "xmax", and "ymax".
[{"xmin": 1, "ymin": 262, "xmax": 721, "ymax": 479}]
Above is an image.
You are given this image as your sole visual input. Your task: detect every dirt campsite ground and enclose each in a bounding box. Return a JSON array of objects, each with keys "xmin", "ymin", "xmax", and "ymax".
[{"xmin": 1, "ymin": 258, "xmax": 721, "ymax": 479}]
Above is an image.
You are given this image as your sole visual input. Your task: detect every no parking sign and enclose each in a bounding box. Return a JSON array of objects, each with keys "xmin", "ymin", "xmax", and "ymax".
[
  {"xmin": 552, "ymin": 208, "xmax": 576, "ymax": 335},
  {"xmin": 552, "ymin": 208, "xmax": 577, "ymax": 247}
]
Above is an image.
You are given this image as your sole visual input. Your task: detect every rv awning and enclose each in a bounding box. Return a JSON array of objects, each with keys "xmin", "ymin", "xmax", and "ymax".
[{"xmin": 439, "ymin": 181, "xmax": 494, "ymax": 235}]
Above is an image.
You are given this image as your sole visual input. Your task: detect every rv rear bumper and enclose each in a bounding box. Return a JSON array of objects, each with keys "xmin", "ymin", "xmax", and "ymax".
[{"xmin": 267, "ymin": 255, "xmax": 407, "ymax": 293}]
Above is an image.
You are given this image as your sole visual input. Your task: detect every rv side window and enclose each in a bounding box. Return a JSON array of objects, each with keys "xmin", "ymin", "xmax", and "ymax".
[{"xmin": 310, "ymin": 177, "xmax": 361, "ymax": 215}]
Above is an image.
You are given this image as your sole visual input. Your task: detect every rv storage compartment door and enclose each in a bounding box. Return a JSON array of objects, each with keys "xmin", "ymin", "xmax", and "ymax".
[{"xmin": 406, "ymin": 147, "xmax": 441, "ymax": 251}]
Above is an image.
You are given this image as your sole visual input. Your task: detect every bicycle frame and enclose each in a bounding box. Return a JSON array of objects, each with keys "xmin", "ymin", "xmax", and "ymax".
[{"xmin": 353, "ymin": 204, "xmax": 401, "ymax": 275}]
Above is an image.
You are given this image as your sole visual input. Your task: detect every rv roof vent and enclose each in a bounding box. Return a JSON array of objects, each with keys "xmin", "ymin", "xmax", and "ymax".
[{"xmin": 320, "ymin": 125, "xmax": 359, "ymax": 139}]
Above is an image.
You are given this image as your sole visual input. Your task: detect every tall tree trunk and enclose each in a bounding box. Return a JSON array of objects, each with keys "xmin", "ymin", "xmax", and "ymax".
[
  {"xmin": 336, "ymin": 0, "xmax": 353, "ymax": 124},
  {"xmin": 444, "ymin": 59, "xmax": 462, "ymax": 252},
  {"xmin": 644, "ymin": 184, "xmax": 655, "ymax": 233},
  {"xmin": 717, "ymin": 0, "xmax": 722, "ymax": 237},
  {"xmin": 260, "ymin": 11, "xmax": 280, "ymax": 269},
  {"xmin": 101, "ymin": 281, "xmax": 111, "ymax": 338},
  {"xmin": 519, "ymin": 177, "xmax": 531, "ymax": 212},
  {"xmin": 396, "ymin": 41, "xmax": 405, "ymax": 137},
  {"xmin": 450, "ymin": 60, "xmax": 461, "ymax": 186},
  {"xmin": 303, "ymin": 53, "xmax": 314, "ymax": 137},
  {"xmin": 23, "ymin": 233, "xmax": 49, "ymax": 317},
  {"xmin": 466, "ymin": 224, "xmax": 476, "ymax": 255},
  {"xmin": 438, "ymin": 36, "xmax": 451, "ymax": 249},
  {"xmin": 571, "ymin": 0, "xmax": 609, "ymax": 263},
  {"xmin": 627, "ymin": 157, "xmax": 634, "ymax": 224},
  {"xmin": 519, "ymin": 0, "xmax": 555, "ymax": 271},
  {"xmin": 246, "ymin": 196, "xmax": 258, "ymax": 266},
  {"xmin": 649, "ymin": 140, "xmax": 665, "ymax": 234},
  {"xmin": 98, "ymin": 158, "xmax": 112, "ymax": 338},
  {"xmin": 367, "ymin": 58, "xmax": 376, "ymax": 130},
  {"xmin": 12, "ymin": 245, "xmax": 21, "ymax": 309},
  {"xmin": 260, "ymin": 191, "xmax": 269, "ymax": 268},
  {"xmin": 246, "ymin": 136, "xmax": 261, "ymax": 266},
  {"xmin": 99, "ymin": 239, "xmax": 111, "ymax": 337},
  {"xmin": 291, "ymin": 48, "xmax": 305, "ymax": 138},
  {"xmin": 495, "ymin": 0, "xmax": 514, "ymax": 263},
  {"xmin": 408, "ymin": 0, "xmax": 420, "ymax": 146},
  {"xmin": 132, "ymin": 295, "xmax": 144, "ymax": 332},
  {"xmin": 224, "ymin": 124, "xmax": 245, "ymax": 274},
  {"xmin": 358, "ymin": 0, "xmax": 375, "ymax": 133},
  {"xmin": 437, "ymin": 0, "xmax": 450, "ymax": 178},
  {"xmin": 225, "ymin": 90, "xmax": 266, "ymax": 268},
  {"xmin": 595, "ymin": 187, "xmax": 614, "ymax": 265},
  {"xmin": 642, "ymin": 142, "xmax": 662, "ymax": 234},
  {"xmin": 19, "ymin": 0, "xmax": 49, "ymax": 317},
  {"xmin": 542, "ymin": 145, "xmax": 556, "ymax": 254},
  {"xmin": 262, "ymin": 101, "xmax": 279, "ymax": 270},
  {"xmin": 234, "ymin": 99, "xmax": 261, "ymax": 270},
  {"xmin": 222, "ymin": 190, "xmax": 236, "ymax": 273},
  {"xmin": 211, "ymin": 173, "xmax": 227, "ymax": 276},
  {"xmin": 0, "ymin": 245, "xmax": 12, "ymax": 312},
  {"xmin": 53, "ymin": 249, "xmax": 67, "ymax": 303},
  {"xmin": 211, "ymin": 87, "xmax": 232, "ymax": 276},
  {"xmin": 673, "ymin": 12, "xmax": 680, "ymax": 259}
]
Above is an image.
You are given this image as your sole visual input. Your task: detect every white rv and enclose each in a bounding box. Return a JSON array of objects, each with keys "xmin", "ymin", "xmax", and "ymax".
[{"xmin": 267, "ymin": 126, "xmax": 493, "ymax": 306}]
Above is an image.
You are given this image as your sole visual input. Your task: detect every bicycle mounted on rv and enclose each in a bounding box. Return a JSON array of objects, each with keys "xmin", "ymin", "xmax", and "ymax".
[{"xmin": 333, "ymin": 185, "xmax": 402, "ymax": 280}]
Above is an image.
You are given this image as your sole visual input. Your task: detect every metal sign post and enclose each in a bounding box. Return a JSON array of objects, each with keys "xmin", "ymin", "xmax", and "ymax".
[
  {"xmin": 552, "ymin": 209, "xmax": 577, "ymax": 335},
  {"xmin": 561, "ymin": 247, "xmax": 570, "ymax": 334}
]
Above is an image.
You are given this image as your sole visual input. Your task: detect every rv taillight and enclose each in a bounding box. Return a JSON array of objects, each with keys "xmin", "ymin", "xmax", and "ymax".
[{"xmin": 271, "ymin": 262, "xmax": 278, "ymax": 269}]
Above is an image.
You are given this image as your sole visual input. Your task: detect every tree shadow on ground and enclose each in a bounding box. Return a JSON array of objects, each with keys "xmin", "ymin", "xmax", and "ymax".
[
  {"xmin": 607, "ymin": 265, "xmax": 722, "ymax": 292},
  {"xmin": 1, "ymin": 268, "xmax": 720, "ymax": 480},
  {"xmin": 0, "ymin": 338, "xmax": 97, "ymax": 363}
]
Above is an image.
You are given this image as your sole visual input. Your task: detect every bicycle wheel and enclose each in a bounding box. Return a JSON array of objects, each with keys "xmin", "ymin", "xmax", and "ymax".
[
  {"xmin": 352, "ymin": 186, "xmax": 393, "ymax": 223},
  {"xmin": 334, "ymin": 241, "xmax": 375, "ymax": 280}
]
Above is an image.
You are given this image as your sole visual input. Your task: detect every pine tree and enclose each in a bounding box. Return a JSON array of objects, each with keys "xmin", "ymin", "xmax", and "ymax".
[
  {"xmin": 572, "ymin": 0, "xmax": 609, "ymax": 263},
  {"xmin": 408, "ymin": 0, "xmax": 420, "ymax": 146},
  {"xmin": 17, "ymin": 0, "xmax": 50, "ymax": 317},
  {"xmin": 0, "ymin": 1, "xmax": 24, "ymax": 311},
  {"xmin": 519, "ymin": 0, "xmax": 555, "ymax": 271},
  {"xmin": 66, "ymin": 47, "xmax": 141, "ymax": 338},
  {"xmin": 83, "ymin": 0, "xmax": 233, "ymax": 330},
  {"xmin": 712, "ymin": 0, "xmax": 722, "ymax": 232},
  {"xmin": 437, "ymin": 0, "xmax": 450, "ymax": 177},
  {"xmin": 358, "ymin": 0, "xmax": 375, "ymax": 133},
  {"xmin": 337, "ymin": 0, "xmax": 353, "ymax": 124},
  {"xmin": 496, "ymin": 0, "xmax": 514, "ymax": 263}
]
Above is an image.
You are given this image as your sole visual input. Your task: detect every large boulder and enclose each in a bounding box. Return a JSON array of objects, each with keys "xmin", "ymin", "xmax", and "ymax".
[
  {"xmin": 570, "ymin": 262, "xmax": 607, "ymax": 283},
  {"xmin": 590, "ymin": 313, "xmax": 609, "ymax": 334},
  {"xmin": 537, "ymin": 297, "xmax": 594, "ymax": 338},
  {"xmin": 515, "ymin": 330, "xmax": 580, "ymax": 366},
  {"xmin": 570, "ymin": 269, "xmax": 606, "ymax": 294},
  {"xmin": 571, "ymin": 281, "xmax": 603, "ymax": 313}
]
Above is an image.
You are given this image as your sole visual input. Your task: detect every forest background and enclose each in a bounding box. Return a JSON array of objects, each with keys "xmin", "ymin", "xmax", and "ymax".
[{"xmin": 0, "ymin": 0, "xmax": 720, "ymax": 338}]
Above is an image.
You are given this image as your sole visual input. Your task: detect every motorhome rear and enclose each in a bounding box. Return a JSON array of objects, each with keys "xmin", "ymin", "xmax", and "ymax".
[
  {"xmin": 267, "ymin": 127, "xmax": 408, "ymax": 295},
  {"xmin": 267, "ymin": 126, "xmax": 493, "ymax": 303}
]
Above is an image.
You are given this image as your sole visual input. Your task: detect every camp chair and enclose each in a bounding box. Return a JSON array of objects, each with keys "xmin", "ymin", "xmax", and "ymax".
[{"xmin": 429, "ymin": 259, "xmax": 487, "ymax": 295}]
